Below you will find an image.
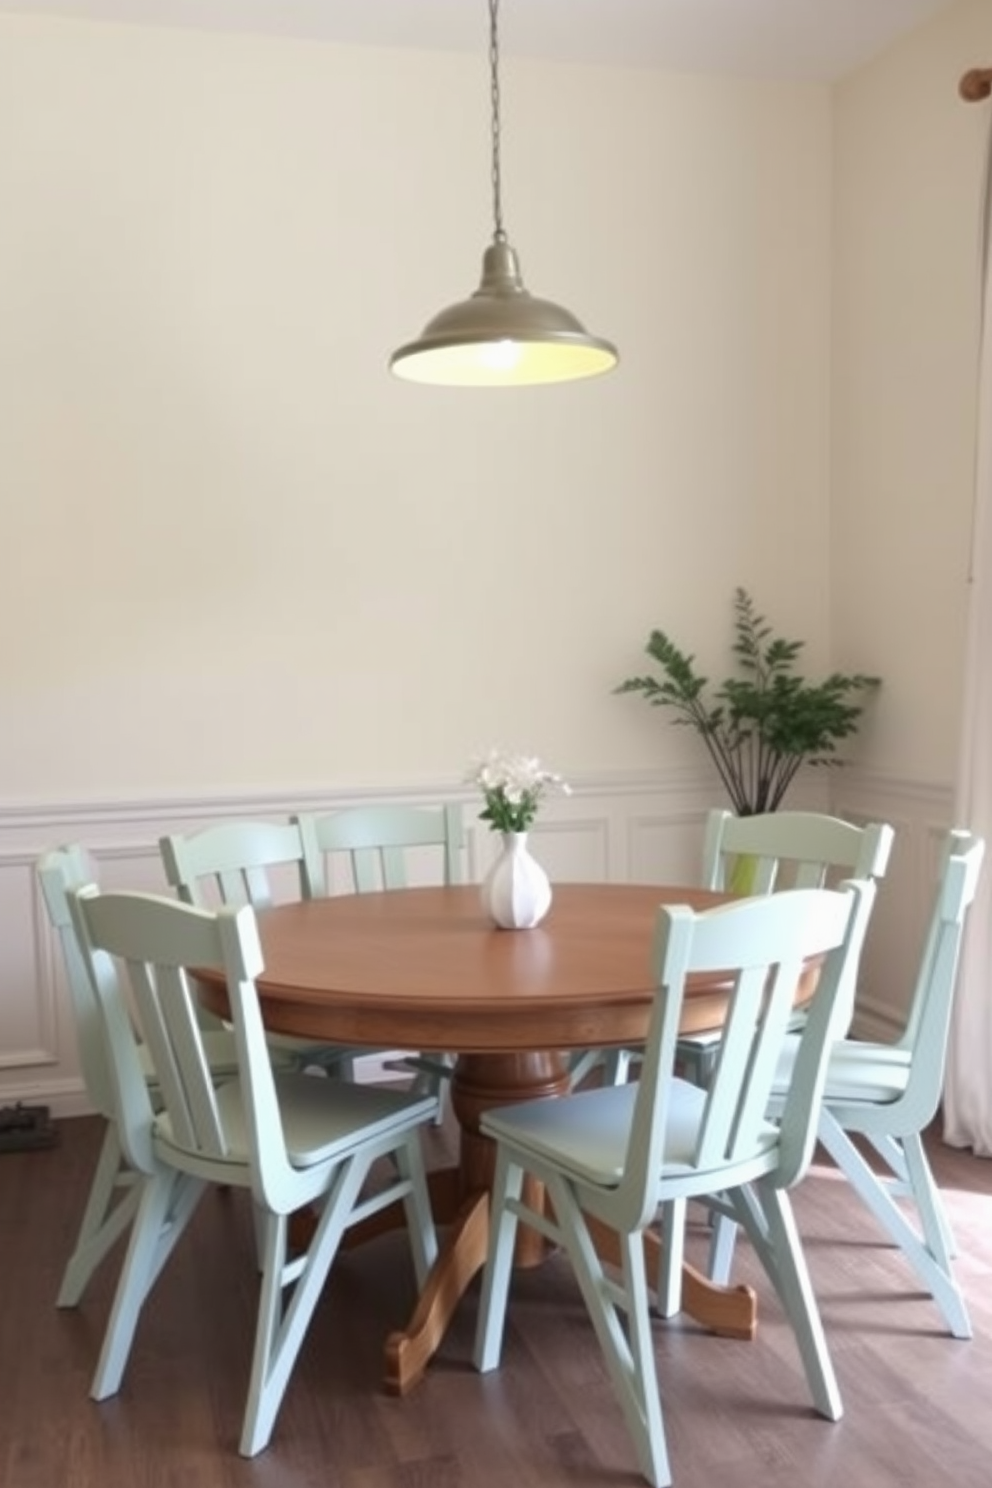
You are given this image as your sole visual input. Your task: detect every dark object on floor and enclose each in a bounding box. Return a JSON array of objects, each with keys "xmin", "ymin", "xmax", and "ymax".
[{"xmin": 0, "ymin": 1102, "xmax": 58, "ymax": 1153}]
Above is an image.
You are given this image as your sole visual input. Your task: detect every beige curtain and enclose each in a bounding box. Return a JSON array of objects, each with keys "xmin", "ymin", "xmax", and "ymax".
[{"xmin": 944, "ymin": 116, "xmax": 992, "ymax": 1158}]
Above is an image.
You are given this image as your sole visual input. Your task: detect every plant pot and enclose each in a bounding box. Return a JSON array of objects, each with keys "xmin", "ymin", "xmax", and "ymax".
[{"xmin": 728, "ymin": 852, "xmax": 759, "ymax": 895}]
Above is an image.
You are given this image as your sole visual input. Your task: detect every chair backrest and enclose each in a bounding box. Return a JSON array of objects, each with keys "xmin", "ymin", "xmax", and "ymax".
[
  {"xmin": 701, "ymin": 809, "xmax": 894, "ymax": 893},
  {"xmin": 46, "ymin": 877, "xmax": 161, "ymax": 1179},
  {"xmin": 888, "ymin": 829, "xmax": 984, "ymax": 1129},
  {"xmin": 700, "ymin": 809, "xmax": 893, "ymax": 1037},
  {"xmin": 293, "ymin": 803, "xmax": 464, "ymax": 898},
  {"xmin": 67, "ymin": 886, "xmax": 302, "ymax": 1210},
  {"xmin": 159, "ymin": 820, "xmax": 308, "ymax": 909},
  {"xmin": 617, "ymin": 880, "xmax": 873, "ymax": 1231},
  {"xmin": 36, "ymin": 845, "xmax": 113, "ymax": 1118}
]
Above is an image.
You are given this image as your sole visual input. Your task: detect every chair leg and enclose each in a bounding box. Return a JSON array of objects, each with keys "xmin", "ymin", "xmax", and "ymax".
[
  {"xmin": 57, "ymin": 1122, "xmax": 141, "ymax": 1308},
  {"xmin": 706, "ymin": 1204, "xmax": 739, "ymax": 1286},
  {"xmin": 408, "ymin": 1053, "xmax": 453, "ymax": 1126},
  {"xmin": 601, "ymin": 1048, "xmax": 635, "ymax": 1086},
  {"xmin": 477, "ymin": 1144, "xmax": 673, "ymax": 1486},
  {"xmin": 867, "ymin": 1131, "xmax": 959, "ymax": 1260},
  {"xmin": 566, "ymin": 1048, "xmax": 602, "ymax": 1090},
  {"xmin": 899, "ymin": 1132, "xmax": 962, "ymax": 1271},
  {"xmin": 654, "ymin": 1197, "xmax": 686, "ymax": 1317},
  {"xmin": 676, "ymin": 1041, "xmax": 719, "ymax": 1089},
  {"xmin": 474, "ymin": 1146, "xmax": 525, "ymax": 1373},
  {"xmin": 547, "ymin": 1175, "xmax": 671, "ymax": 1488},
  {"xmin": 90, "ymin": 1169, "xmax": 204, "ymax": 1401},
  {"xmin": 479, "ymin": 1158, "xmax": 674, "ymax": 1488},
  {"xmin": 567, "ymin": 1047, "xmax": 639, "ymax": 1091},
  {"xmin": 240, "ymin": 1142, "xmax": 400, "ymax": 1457},
  {"xmin": 395, "ymin": 1131, "xmax": 439, "ymax": 1289},
  {"xmin": 818, "ymin": 1113, "xmax": 971, "ymax": 1339},
  {"xmin": 730, "ymin": 1180, "xmax": 842, "ymax": 1423}
]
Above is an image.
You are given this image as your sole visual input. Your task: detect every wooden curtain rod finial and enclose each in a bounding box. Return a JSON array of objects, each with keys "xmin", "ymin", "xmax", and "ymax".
[{"xmin": 960, "ymin": 68, "xmax": 992, "ymax": 102}]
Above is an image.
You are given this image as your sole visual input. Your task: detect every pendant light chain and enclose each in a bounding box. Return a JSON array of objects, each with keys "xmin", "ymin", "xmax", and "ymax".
[
  {"xmin": 488, "ymin": 0, "xmax": 506, "ymax": 243},
  {"xmin": 388, "ymin": 0, "xmax": 618, "ymax": 384}
]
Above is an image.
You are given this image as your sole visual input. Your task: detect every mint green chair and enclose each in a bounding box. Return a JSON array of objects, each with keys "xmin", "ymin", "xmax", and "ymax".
[
  {"xmin": 674, "ymin": 809, "xmax": 894, "ymax": 1086},
  {"xmin": 570, "ymin": 808, "xmax": 893, "ymax": 1091},
  {"xmin": 159, "ymin": 819, "xmax": 364, "ymax": 1077},
  {"xmin": 474, "ymin": 881, "xmax": 872, "ymax": 1488},
  {"xmin": 38, "ymin": 845, "xmax": 240, "ymax": 1308},
  {"xmin": 294, "ymin": 802, "xmax": 464, "ymax": 898},
  {"xmin": 67, "ymin": 885, "xmax": 439, "ymax": 1457},
  {"xmin": 709, "ymin": 829, "xmax": 985, "ymax": 1339},
  {"xmin": 293, "ymin": 803, "xmax": 465, "ymax": 1116}
]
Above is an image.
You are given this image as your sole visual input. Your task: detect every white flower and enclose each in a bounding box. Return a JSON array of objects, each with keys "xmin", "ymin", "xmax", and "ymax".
[{"xmin": 467, "ymin": 749, "xmax": 570, "ymax": 833}]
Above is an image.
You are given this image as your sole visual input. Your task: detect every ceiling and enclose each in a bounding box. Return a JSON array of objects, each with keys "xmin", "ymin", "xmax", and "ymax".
[{"xmin": 0, "ymin": 0, "xmax": 960, "ymax": 80}]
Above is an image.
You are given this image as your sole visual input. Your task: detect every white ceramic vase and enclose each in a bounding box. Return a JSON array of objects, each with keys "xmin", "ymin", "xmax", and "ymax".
[{"xmin": 480, "ymin": 831, "xmax": 552, "ymax": 930}]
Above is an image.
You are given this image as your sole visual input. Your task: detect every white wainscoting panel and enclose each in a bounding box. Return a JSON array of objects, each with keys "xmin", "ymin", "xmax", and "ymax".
[{"xmin": 0, "ymin": 849, "xmax": 60, "ymax": 1071}]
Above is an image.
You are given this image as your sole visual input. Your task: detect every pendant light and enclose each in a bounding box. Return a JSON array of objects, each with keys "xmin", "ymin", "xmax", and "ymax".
[{"xmin": 389, "ymin": 0, "xmax": 618, "ymax": 388}]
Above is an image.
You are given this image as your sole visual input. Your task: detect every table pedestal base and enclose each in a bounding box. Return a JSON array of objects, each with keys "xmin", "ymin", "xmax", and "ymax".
[
  {"xmin": 385, "ymin": 1181, "xmax": 489, "ymax": 1394},
  {"xmin": 381, "ymin": 1176, "xmax": 757, "ymax": 1395}
]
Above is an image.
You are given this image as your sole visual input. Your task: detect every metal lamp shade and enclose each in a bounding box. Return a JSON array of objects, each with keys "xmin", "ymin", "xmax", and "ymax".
[{"xmin": 389, "ymin": 240, "xmax": 618, "ymax": 387}]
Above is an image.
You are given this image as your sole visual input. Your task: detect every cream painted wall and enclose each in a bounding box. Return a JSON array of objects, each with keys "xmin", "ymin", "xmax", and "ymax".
[
  {"xmin": 0, "ymin": 14, "xmax": 832, "ymax": 802},
  {"xmin": 832, "ymin": 0, "xmax": 992, "ymax": 785}
]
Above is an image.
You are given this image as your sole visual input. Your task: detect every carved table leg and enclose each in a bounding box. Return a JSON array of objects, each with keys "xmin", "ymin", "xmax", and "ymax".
[
  {"xmin": 381, "ymin": 1050, "xmax": 570, "ymax": 1393},
  {"xmin": 384, "ymin": 1189, "xmax": 490, "ymax": 1394},
  {"xmin": 583, "ymin": 1217, "xmax": 758, "ymax": 1339}
]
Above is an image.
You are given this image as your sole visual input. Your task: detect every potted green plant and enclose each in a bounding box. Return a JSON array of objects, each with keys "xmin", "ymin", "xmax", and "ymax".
[{"xmin": 615, "ymin": 588, "xmax": 880, "ymax": 816}]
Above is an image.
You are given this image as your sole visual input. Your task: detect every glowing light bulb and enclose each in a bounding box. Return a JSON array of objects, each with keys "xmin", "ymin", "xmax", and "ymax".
[{"xmin": 480, "ymin": 339, "xmax": 523, "ymax": 371}]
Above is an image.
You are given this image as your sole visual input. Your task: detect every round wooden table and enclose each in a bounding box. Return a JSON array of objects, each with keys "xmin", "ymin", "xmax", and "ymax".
[{"xmin": 198, "ymin": 882, "xmax": 765, "ymax": 1392}]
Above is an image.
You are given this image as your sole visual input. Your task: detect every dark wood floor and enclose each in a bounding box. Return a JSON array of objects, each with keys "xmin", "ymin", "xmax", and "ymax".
[{"xmin": 2, "ymin": 1111, "xmax": 990, "ymax": 1488}]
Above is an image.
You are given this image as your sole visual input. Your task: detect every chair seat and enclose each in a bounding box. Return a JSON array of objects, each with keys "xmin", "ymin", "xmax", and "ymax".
[
  {"xmin": 154, "ymin": 1074, "xmax": 438, "ymax": 1172},
  {"xmin": 481, "ymin": 1078, "xmax": 780, "ymax": 1190},
  {"xmin": 773, "ymin": 1037, "xmax": 912, "ymax": 1106}
]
